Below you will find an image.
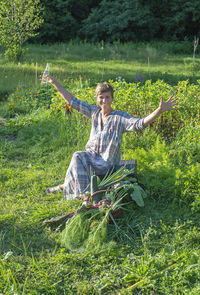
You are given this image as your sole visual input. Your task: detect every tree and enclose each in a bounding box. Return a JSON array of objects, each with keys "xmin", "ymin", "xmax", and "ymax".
[
  {"xmin": 36, "ymin": 0, "xmax": 77, "ymax": 43},
  {"xmin": 36, "ymin": 0, "xmax": 101, "ymax": 43},
  {"xmin": 81, "ymin": 0, "xmax": 157, "ymax": 42},
  {"xmin": 0, "ymin": 0, "xmax": 44, "ymax": 61}
]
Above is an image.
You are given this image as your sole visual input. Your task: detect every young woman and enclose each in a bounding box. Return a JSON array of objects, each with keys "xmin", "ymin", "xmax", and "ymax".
[{"xmin": 45, "ymin": 75, "xmax": 178, "ymax": 200}]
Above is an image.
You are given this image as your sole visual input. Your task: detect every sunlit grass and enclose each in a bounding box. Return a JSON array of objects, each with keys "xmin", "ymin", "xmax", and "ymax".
[{"xmin": 0, "ymin": 41, "xmax": 200, "ymax": 94}]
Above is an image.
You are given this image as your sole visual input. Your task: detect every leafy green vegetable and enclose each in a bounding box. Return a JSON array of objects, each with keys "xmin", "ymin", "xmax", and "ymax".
[{"xmin": 131, "ymin": 187, "xmax": 144, "ymax": 207}]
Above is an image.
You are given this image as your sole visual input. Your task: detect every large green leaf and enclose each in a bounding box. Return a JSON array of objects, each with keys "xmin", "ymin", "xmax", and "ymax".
[
  {"xmin": 131, "ymin": 187, "xmax": 144, "ymax": 207},
  {"xmin": 134, "ymin": 184, "xmax": 147, "ymax": 199}
]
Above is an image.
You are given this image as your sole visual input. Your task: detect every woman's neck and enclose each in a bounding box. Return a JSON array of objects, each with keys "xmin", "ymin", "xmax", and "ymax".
[{"xmin": 101, "ymin": 107, "xmax": 113, "ymax": 117}]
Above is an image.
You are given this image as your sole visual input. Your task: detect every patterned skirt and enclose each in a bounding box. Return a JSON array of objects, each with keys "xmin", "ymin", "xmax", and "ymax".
[{"xmin": 63, "ymin": 151, "xmax": 111, "ymax": 200}]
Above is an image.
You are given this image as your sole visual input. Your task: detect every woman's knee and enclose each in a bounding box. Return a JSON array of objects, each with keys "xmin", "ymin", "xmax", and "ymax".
[
  {"xmin": 72, "ymin": 151, "xmax": 82, "ymax": 160},
  {"xmin": 72, "ymin": 151, "xmax": 88, "ymax": 160}
]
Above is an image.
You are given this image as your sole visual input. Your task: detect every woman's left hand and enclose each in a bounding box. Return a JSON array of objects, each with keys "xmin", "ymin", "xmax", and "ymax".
[
  {"xmin": 159, "ymin": 95, "xmax": 179, "ymax": 113},
  {"xmin": 143, "ymin": 95, "xmax": 179, "ymax": 127}
]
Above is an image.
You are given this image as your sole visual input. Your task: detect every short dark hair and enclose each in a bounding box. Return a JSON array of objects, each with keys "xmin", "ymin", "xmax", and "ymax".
[{"xmin": 95, "ymin": 82, "xmax": 114, "ymax": 98}]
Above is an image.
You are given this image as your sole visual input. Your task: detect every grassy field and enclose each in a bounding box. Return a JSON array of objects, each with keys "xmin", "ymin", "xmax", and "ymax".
[
  {"xmin": 0, "ymin": 42, "xmax": 200, "ymax": 294},
  {"xmin": 0, "ymin": 40, "xmax": 200, "ymax": 94}
]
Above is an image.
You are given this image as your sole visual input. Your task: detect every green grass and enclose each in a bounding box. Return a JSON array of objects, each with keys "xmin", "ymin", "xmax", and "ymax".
[
  {"xmin": 0, "ymin": 40, "xmax": 200, "ymax": 94},
  {"xmin": 0, "ymin": 41, "xmax": 200, "ymax": 294}
]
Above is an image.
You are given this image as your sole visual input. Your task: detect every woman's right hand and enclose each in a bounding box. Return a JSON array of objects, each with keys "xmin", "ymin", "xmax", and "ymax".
[
  {"xmin": 41, "ymin": 73, "xmax": 56, "ymax": 84},
  {"xmin": 40, "ymin": 73, "xmax": 73, "ymax": 104}
]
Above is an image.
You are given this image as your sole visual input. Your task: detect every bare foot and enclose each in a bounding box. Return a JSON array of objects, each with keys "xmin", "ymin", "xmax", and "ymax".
[{"xmin": 46, "ymin": 184, "xmax": 63, "ymax": 194}]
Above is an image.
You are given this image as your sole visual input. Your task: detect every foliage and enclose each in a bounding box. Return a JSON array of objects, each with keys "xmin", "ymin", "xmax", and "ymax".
[
  {"xmin": 60, "ymin": 167, "xmax": 147, "ymax": 250},
  {"xmin": 29, "ymin": 0, "xmax": 200, "ymax": 43},
  {"xmin": 0, "ymin": 84, "xmax": 55, "ymax": 118},
  {"xmin": 81, "ymin": 0, "xmax": 157, "ymax": 42},
  {"xmin": 36, "ymin": 0, "xmax": 77, "ymax": 43},
  {"xmin": 0, "ymin": 0, "xmax": 43, "ymax": 61},
  {"xmin": 37, "ymin": 0, "xmax": 101, "ymax": 43},
  {"xmin": 50, "ymin": 91, "xmax": 72, "ymax": 116},
  {"xmin": 61, "ymin": 208, "xmax": 107, "ymax": 250},
  {"xmin": 155, "ymin": 0, "xmax": 200, "ymax": 40}
]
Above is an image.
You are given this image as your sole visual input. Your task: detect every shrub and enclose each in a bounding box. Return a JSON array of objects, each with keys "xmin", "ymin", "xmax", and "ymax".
[
  {"xmin": 1, "ymin": 85, "xmax": 55, "ymax": 118},
  {"xmin": 0, "ymin": 0, "xmax": 43, "ymax": 61}
]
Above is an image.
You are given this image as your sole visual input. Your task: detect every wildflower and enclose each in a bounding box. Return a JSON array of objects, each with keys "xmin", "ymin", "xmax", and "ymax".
[
  {"xmin": 65, "ymin": 104, "xmax": 71, "ymax": 110},
  {"xmin": 22, "ymin": 98, "xmax": 24, "ymax": 101},
  {"xmin": 1, "ymin": 102, "xmax": 3, "ymax": 105},
  {"xmin": 135, "ymin": 74, "xmax": 138, "ymax": 83},
  {"xmin": 9, "ymin": 103, "xmax": 11, "ymax": 106},
  {"xmin": 13, "ymin": 102, "xmax": 15, "ymax": 106},
  {"xmin": 19, "ymin": 85, "xmax": 23, "ymax": 88},
  {"xmin": 16, "ymin": 96, "xmax": 18, "ymax": 98}
]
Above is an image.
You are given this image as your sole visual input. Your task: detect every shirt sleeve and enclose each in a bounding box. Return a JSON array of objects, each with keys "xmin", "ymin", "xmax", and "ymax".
[
  {"xmin": 70, "ymin": 96, "xmax": 99, "ymax": 119},
  {"xmin": 120, "ymin": 111, "xmax": 146, "ymax": 132}
]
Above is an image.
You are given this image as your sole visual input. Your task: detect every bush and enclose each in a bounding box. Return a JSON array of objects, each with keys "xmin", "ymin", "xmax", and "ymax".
[
  {"xmin": 0, "ymin": 0, "xmax": 43, "ymax": 61},
  {"xmin": 0, "ymin": 85, "xmax": 55, "ymax": 118}
]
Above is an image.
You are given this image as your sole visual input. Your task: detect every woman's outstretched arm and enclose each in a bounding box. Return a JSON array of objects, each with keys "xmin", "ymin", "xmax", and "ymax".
[
  {"xmin": 143, "ymin": 95, "xmax": 178, "ymax": 127},
  {"xmin": 44, "ymin": 74, "xmax": 73, "ymax": 105},
  {"xmin": 43, "ymin": 74, "xmax": 99, "ymax": 119}
]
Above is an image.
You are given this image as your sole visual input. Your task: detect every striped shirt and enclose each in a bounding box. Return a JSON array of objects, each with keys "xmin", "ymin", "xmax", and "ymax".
[{"xmin": 71, "ymin": 96, "xmax": 145, "ymax": 167}]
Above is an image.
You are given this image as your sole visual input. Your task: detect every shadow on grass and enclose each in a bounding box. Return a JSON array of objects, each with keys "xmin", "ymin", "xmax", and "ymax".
[
  {"xmin": 0, "ymin": 61, "xmax": 200, "ymax": 94},
  {"xmin": 0, "ymin": 219, "xmax": 58, "ymax": 257}
]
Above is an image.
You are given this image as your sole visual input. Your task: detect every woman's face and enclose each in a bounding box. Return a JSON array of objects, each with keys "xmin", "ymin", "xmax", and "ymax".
[{"xmin": 96, "ymin": 91, "xmax": 113, "ymax": 110}]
